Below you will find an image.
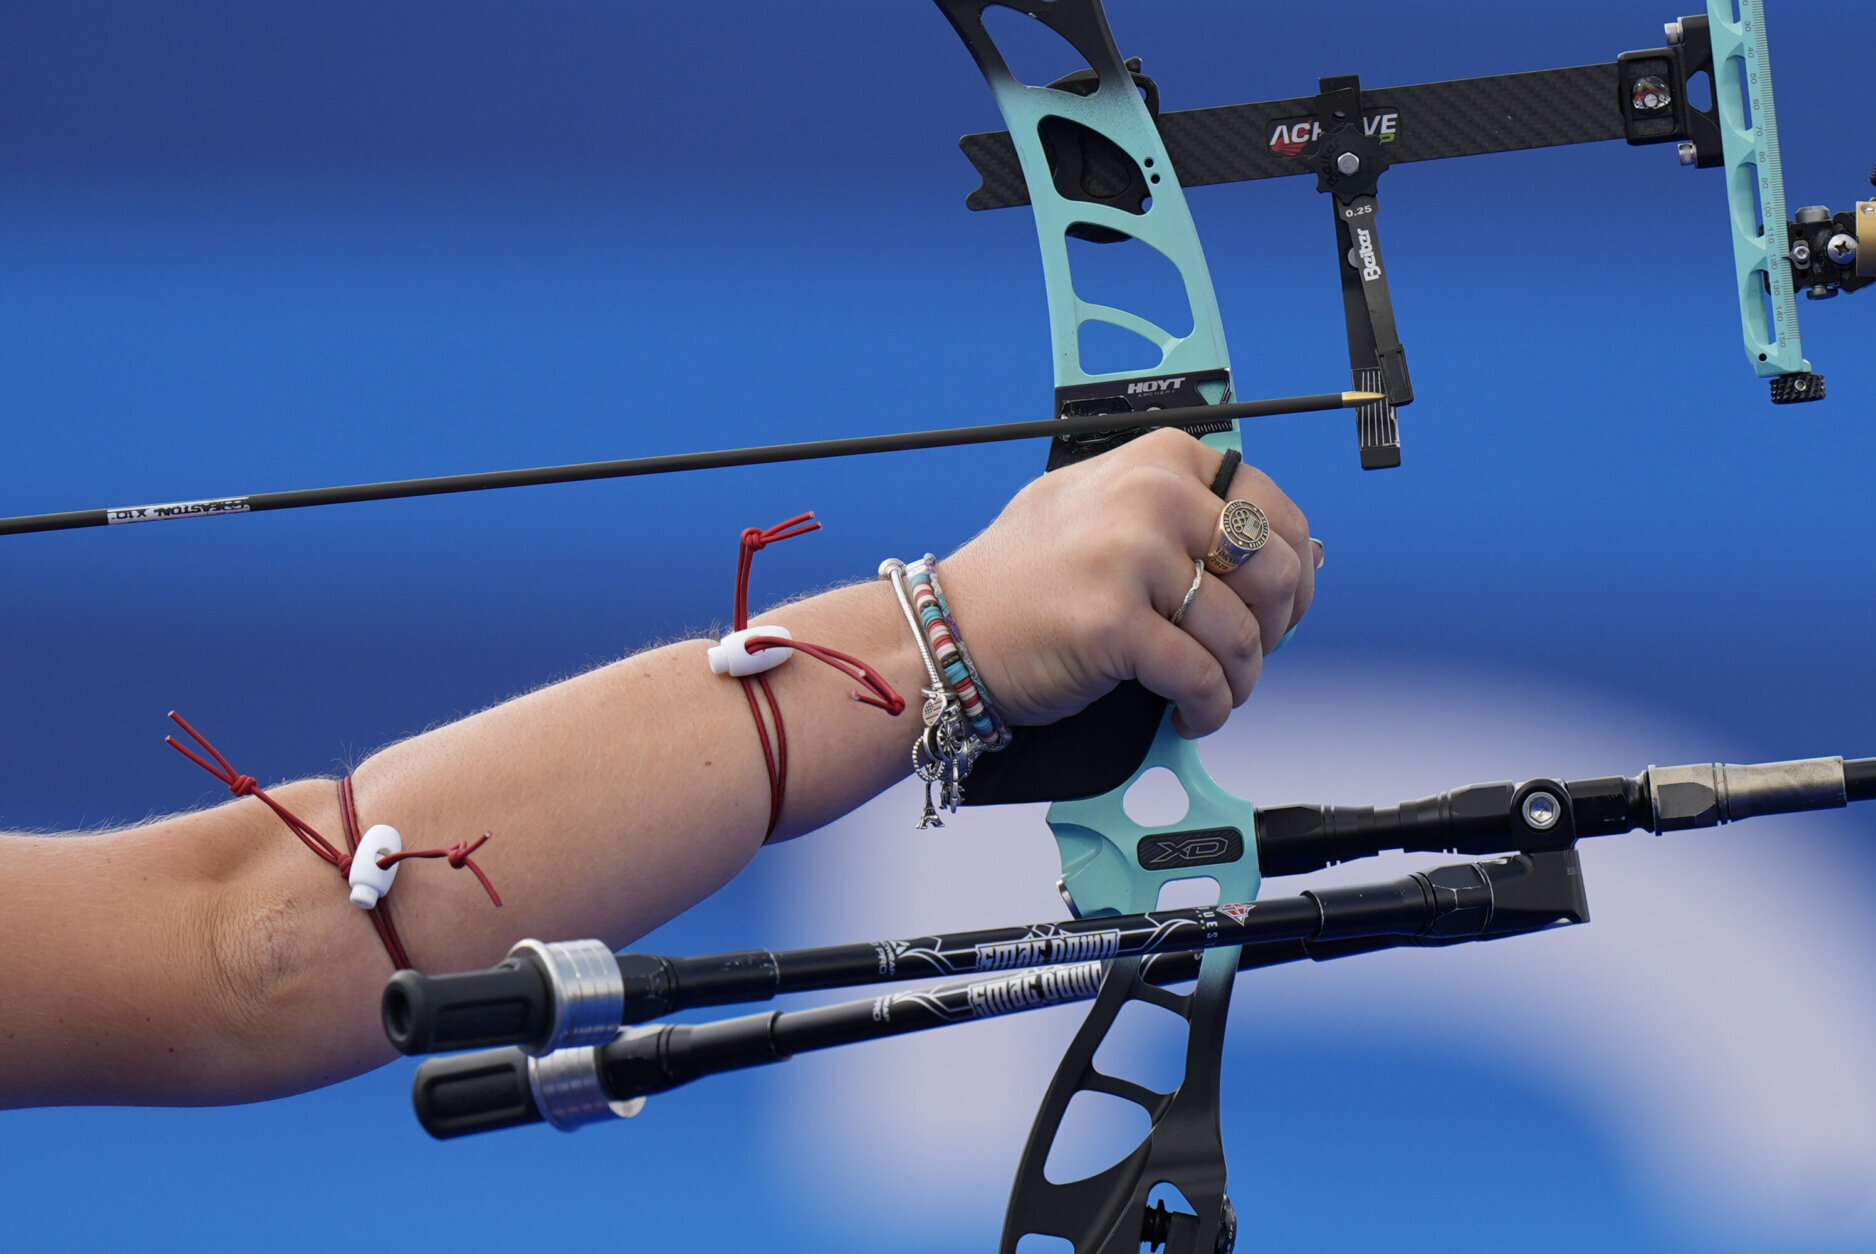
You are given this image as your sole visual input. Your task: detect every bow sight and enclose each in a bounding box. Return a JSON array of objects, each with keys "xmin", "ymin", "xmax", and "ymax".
[{"xmin": 958, "ymin": 4, "xmax": 1871, "ymax": 424}]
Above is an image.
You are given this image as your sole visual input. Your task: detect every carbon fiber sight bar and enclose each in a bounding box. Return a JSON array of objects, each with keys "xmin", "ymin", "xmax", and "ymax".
[{"xmin": 958, "ymin": 64, "xmax": 1626, "ymax": 211}]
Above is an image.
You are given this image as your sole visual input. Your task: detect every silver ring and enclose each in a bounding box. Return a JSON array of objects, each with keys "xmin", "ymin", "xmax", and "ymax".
[
  {"xmin": 1170, "ymin": 559, "xmax": 1204, "ymax": 626},
  {"xmin": 1203, "ymin": 500, "xmax": 1271, "ymax": 575}
]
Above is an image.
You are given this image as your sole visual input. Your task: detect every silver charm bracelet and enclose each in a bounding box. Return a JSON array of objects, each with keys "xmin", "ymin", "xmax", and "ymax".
[{"xmin": 879, "ymin": 557, "xmax": 985, "ymax": 828}]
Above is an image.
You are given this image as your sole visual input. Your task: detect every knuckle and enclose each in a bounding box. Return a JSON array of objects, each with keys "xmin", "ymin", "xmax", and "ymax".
[
  {"xmin": 1135, "ymin": 427, "xmax": 1199, "ymax": 459},
  {"xmin": 1119, "ymin": 432, "xmax": 1209, "ymax": 493},
  {"xmin": 1231, "ymin": 610, "xmax": 1265, "ymax": 663},
  {"xmin": 1185, "ymin": 707, "xmax": 1227, "ymax": 738},
  {"xmin": 1100, "ymin": 464, "xmax": 1170, "ymax": 520},
  {"xmin": 1165, "ymin": 646, "xmax": 1220, "ymax": 704},
  {"xmin": 1233, "ymin": 462, "xmax": 1280, "ymax": 499},
  {"xmin": 1235, "ymin": 466, "xmax": 1304, "ymax": 532},
  {"xmin": 1263, "ymin": 543, "xmax": 1303, "ymax": 595},
  {"xmin": 1280, "ymin": 513, "xmax": 1309, "ymax": 551},
  {"xmin": 1130, "ymin": 458, "xmax": 1193, "ymax": 505},
  {"xmin": 1232, "ymin": 650, "xmax": 1266, "ymax": 707},
  {"xmin": 1261, "ymin": 498, "xmax": 1305, "ymax": 545}
]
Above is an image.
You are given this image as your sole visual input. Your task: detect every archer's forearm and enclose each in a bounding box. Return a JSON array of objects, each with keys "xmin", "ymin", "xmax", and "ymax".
[
  {"xmin": 352, "ymin": 576, "xmax": 930, "ymax": 966},
  {"xmin": 0, "ymin": 577, "xmax": 930, "ymax": 1107}
]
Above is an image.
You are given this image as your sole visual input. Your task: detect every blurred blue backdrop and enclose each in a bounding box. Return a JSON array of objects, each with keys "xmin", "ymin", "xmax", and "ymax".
[{"xmin": 2, "ymin": 2, "xmax": 1874, "ymax": 1251}]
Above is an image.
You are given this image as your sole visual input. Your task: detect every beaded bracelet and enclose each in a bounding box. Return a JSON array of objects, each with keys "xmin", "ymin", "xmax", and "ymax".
[
  {"xmin": 880, "ymin": 557, "xmax": 1009, "ymax": 827},
  {"xmin": 906, "ymin": 556, "xmax": 1011, "ymax": 751}
]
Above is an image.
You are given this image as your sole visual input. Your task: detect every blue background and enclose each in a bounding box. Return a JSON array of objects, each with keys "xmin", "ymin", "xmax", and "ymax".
[{"xmin": 2, "ymin": 2, "xmax": 1874, "ymax": 1251}]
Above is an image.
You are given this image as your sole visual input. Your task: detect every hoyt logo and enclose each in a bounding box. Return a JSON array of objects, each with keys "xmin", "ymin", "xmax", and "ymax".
[
  {"xmin": 1127, "ymin": 376, "xmax": 1186, "ymax": 396},
  {"xmin": 1268, "ymin": 111, "xmax": 1399, "ymax": 157}
]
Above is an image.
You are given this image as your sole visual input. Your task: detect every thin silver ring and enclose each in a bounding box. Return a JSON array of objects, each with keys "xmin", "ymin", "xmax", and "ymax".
[{"xmin": 1171, "ymin": 559, "xmax": 1204, "ymax": 627}]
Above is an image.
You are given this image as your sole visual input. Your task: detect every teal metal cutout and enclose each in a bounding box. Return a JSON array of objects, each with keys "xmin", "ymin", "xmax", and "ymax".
[
  {"xmin": 1048, "ymin": 716, "xmax": 1262, "ymax": 917},
  {"xmin": 1707, "ymin": 0, "xmax": 1810, "ymax": 378},
  {"xmin": 960, "ymin": 6, "xmax": 1234, "ymax": 405}
]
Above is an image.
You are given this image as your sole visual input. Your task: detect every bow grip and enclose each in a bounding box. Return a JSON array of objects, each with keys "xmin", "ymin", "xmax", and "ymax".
[{"xmin": 1045, "ymin": 712, "xmax": 1261, "ymax": 918}]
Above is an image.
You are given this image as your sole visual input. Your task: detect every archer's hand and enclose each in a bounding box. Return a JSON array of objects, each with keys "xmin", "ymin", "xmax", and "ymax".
[{"xmin": 940, "ymin": 429, "xmax": 1315, "ymax": 738}]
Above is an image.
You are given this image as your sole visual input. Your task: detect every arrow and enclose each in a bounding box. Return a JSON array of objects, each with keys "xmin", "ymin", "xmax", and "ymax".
[{"xmin": 0, "ymin": 391, "xmax": 1380, "ymax": 537}]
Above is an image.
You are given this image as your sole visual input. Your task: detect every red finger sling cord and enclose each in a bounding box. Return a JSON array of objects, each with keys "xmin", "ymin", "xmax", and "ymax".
[
  {"xmin": 165, "ymin": 711, "xmax": 502, "ymax": 972},
  {"xmin": 731, "ymin": 513, "xmax": 904, "ymax": 839}
]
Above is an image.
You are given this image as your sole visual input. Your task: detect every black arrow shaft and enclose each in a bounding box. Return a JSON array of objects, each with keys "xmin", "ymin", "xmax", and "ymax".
[{"xmin": 0, "ymin": 391, "xmax": 1375, "ymax": 537}]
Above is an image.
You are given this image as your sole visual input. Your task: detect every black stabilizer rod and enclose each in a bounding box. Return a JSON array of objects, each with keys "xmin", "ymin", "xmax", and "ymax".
[
  {"xmin": 388, "ymin": 838, "xmax": 1587, "ymax": 1057},
  {"xmin": 382, "ymin": 955, "xmax": 550, "ymax": 1055},
  {"xmin": 603, "ymin": 850, "xmax": 1581, "ymax": 1102},
  {"xmin": 410, "ymin": 1047, "xmax": 539, "ymax": 1142},
  {"xmin": 391, "ymin": 897, "xmax": 1312, "ymax": 1056},
  {"xmin": 1257, "ymin": 754, "xmax": 1871, "ymax": 877},
  {"xmin": 390, "ymin": 754, "xmax": 1865, "ymax": 1057},
  {"xmin": 408, "ymin": 852, "xmax": 1585, "ymax": 1139}
]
